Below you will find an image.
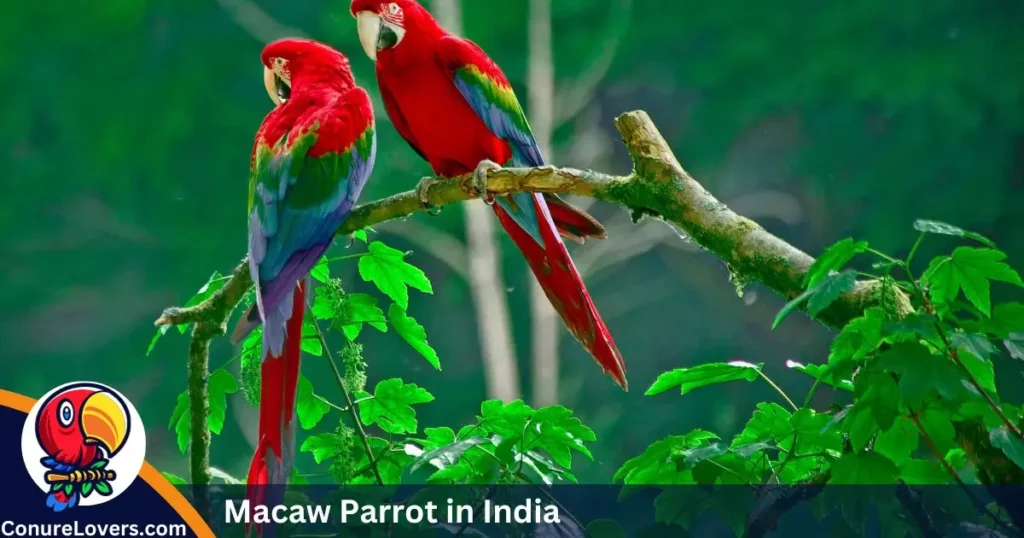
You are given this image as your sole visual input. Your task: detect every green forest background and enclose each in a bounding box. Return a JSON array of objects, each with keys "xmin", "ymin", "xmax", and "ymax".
[{"xmin": 2, "ymin": 0, "xmax": 1022, "ymax": 484}]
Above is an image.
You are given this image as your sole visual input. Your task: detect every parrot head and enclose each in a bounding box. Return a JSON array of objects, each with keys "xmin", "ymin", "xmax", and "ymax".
[
  {"xmin": 36, "ymin": 385, "xmax": 130, "ymax": 467},
  {"xmin": 350, "ymin": 0, "xmax": 440, "ymax": 62},
  {"xmin": 261, "ymin": 39, "xmax": 355, "ymax": 106}
]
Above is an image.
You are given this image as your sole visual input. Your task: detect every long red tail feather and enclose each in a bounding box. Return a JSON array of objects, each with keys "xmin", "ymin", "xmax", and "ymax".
[
  {"xmin": 543, "ymin": 194, "xmax": 607, "ymax": 244},
  {"xmin": 493, "ymin": 194, "xmax": 627, "ymax": 390},
  {"xmin": 245, "ymin": 280, "xmax": 305, "ymax": 537}
]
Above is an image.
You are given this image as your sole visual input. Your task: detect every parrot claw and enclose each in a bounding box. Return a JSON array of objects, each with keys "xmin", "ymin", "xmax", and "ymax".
[
  {"xmin": 416, "ymin": 177, "xmax": 443, "ymax": 216},
  {"xmin": 471, "ymin": 159, "xmax": 501, "ymax": 205}
]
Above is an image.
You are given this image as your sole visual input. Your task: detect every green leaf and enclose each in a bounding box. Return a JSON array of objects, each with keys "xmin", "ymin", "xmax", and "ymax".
[
  {"xmin": 356, "ymin": 378, "xmax": 435, "ymax": 434},
  {"xmin": 790, "ymin": 408, "xmax": 844, "ymax": 452},
  {"xmin": 875, "ymin": 342, "xmax": 968, "ymax": 406},
  {"xmin": 804, "ymin": 238, "xmax": 869, "ymax": 288},
  {"xmin": 289, "ymin": 468, "xmax": 309, "ymax": 486},
  {"xmin": 478, "ymin": 399, "xmax": 535, "ymax": 439},
  {"xmin": 295, "ymin": 375, "xmax": 330, "ymax": 430},
  {"xmin": 807, "ymin": 270, "xmax": 859, "ymax": 317},
  {"xmin": 732, "ymin": 403, "xmax": 793, "ymax": 447},
  {"xmin": 951, "ymin": 332, "xmax": 997, "ymax": 360},
  {"xmin": 955, "ymin": 345, "xmax": 997, "ymax": 396},
  {"xmin": 344, "ymin": 293, "xmax": 388, "ymax": 341},
  {"xmin": 899, "ymin": 459, "xmax": 950, "ymax": 485},
  {"xmin": 874, "ymin": 416, "xmax": 919, "ymax": 465},
  {"xmin": 922, "ymin": 247, "xmax": 1024, "ymax": 316},
  {"xmin": 981, "ymin": 302, "xmax": 1024, "ymax": 338},
  {"xmin": 310, "ymin": 256, "xmax": 331, "ymax": 283},
  {"xmin": 358, "ymin": 241, "xmax": 433, "ymax": 309},
  {"xmin": 300, "ymin": 318, "xmax": 323, "ymax": 356},
  {"xmin": 913, "ymin": 219, "xmax": 996, "ymax": 248},
  {"xmin": 208, "ymin": 369, "xmax": 239, "ymax": 435},
  {"xmin": 409, "ymin": 437, "xmax": 487, "ymax": 473},
  {"xmin": 653, "ymin": 488, "xmax": 711, "ymax": 528},
  {"xmin": 94, "ymin": 481, "xmax": 112, "ymax": 496},
  {"xmin": 352, "ymin": 437, "xmax": 410, "ymax": 484},
  {"xmin": 830, "ymin": 452, "xmax": 899, "ymax": 484},
  {"xmin": 90, "ymin": 460, "xmax": 108, "ymax": 469},
  {"xmin": 526, "ymin": 405, "xmax": 598, "ymax": 467},
  {"xmin": 81, "ymin": 482, "xmax": 93, "ymax": 497},
  {"xmin": 387, "ymin": 304, "xmax": 440, "ymax": 370},
  {"xmin": 614, "ymin": 430, "xmax": 719, "ymax": 484},
  {"xmin": 300, "ymin": 433, "xmax": 346, "ymax": 464},
  {"xmin": 786, "ymin": 360, "xmax": 854, "ymax": 392},
  {"xmin": 147, "ymin": 325, "xmax": 170, "ymax": 357},
  {"xmin": 168, "ymin": 392, "xmax": 191, "ymax": 454},
  {"xmin": 774, "ymin": 270, "xmax": 857, "ymax": 328},
  {"xmin": 989, "ymin": 427, "xmax": 1024, "ymax": 470},
  {"xmin": 1006, "ymin": 334, "xmax": 1024, "ymax": 361},
  {"xmin": 845, "ymin": 405, "xmax": 878, "ymax": 451},
  {"xmin": 829, "ymin": 307, "xmax": 885, "ymax": 363},
  {"xmin": 161, "ymin": 472, "xmax": 186, "ymax": 485},
  {"xmin": 585, "ymin": 519, "xmax": 627, "ymax": 538},
  {"xmin": 645, "ymin": 361, "xmax": 762, "ymax": 396},
  {"xmin": 945, "ymin": 448, "xmax": 968, "ymax": 470},
  {"xmin": 353, "ymin": 229, "xmax": 369, "ymax": 242},
  {"xmin": 919, "ymin": 410, "xmax": 957, "ymax": 454}
]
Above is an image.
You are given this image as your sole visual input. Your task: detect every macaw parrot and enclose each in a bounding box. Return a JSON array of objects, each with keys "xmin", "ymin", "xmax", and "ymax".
[
  {"xmin": 349, "ymin": 0, "xmax": 628, "ymax": 389},
  {"xmin": 227, "ymin": 38, "xmax": 376, "ymax": 516},
  {"xmin": 35, "ymin": 385, "xmax": 129, "ymax": 512}
]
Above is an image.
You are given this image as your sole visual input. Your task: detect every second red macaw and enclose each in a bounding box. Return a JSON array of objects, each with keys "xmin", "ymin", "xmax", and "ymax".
[{"xmin": 349, "ymin": 0, "xmax": 627, "ymax": 390}]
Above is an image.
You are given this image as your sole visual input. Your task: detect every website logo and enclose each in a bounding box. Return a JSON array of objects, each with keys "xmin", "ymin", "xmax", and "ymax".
[{"xmin": 20, "ymin": 382, "xmax": 146, "ymax": 512}]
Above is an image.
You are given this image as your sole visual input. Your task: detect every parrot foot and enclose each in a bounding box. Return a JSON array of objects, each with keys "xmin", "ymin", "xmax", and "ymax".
[
  {"xmin": 416, "ymin": 177, "xmax": 444, "ymax": 216},
  {"xmin": 470, "ymin": 159, "xmax": 500, "ymax": 205}
]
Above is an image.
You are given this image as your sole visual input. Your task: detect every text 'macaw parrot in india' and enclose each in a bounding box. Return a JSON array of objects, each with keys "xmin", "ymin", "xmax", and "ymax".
[
  {"xmin": 349, "ymin": 0, "xmax": 628, "ymax": 389},
  {"xmin": 228, "ymin": 38, "xmax": 377, "ymax": 519},
  {"xmin": 35, "ymin": 385, "xmax": 129, "ymax": 512}
]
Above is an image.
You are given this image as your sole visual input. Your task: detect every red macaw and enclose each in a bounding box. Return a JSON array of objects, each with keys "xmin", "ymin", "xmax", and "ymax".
[
  {"xmin": 349, "ymin": 0, "xmax": 628, "ymax": 389},
  {"xmin": 35, "ymin": 385, "xmax": 129, "ymax": 512},
  {"xmin": 229, "ymin": 38, "xmax": 376, "ymax": 517}
]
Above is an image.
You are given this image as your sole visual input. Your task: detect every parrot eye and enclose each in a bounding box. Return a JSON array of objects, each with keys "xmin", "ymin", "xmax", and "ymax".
[
  {"xmin": 57, "ymin": 400, "xmax": 74, "ymax": 428},
  {"xmin": 387, "ymin": 3, "xmax": 400, "ymax": 15}
]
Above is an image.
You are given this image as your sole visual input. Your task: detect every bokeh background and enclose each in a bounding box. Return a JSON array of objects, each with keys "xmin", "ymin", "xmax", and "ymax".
[{"xmin": 3, "ymin": 0, "xmax": 1023, "ymax": 483}]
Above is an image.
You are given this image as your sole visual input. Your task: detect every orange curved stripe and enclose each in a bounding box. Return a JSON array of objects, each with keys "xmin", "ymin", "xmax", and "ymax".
[{"xmin": 0, "ymin": 389, "xmax": 215, "ymax": 538}]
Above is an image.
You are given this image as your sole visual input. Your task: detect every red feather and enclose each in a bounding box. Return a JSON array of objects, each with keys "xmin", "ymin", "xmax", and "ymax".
[
  {"xmin": 246, "ymin": 280, "xmax": 304, "ymax": 535},
  {"xmin": 371, "ymin": 0, "xmax": 627, "ymax": 389}
]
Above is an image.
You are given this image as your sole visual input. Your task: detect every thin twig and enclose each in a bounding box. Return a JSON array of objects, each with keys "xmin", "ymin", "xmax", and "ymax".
[
  {"xmin": 907, "ymin": 408, "xmax": 1017, "ymax": 536},
  {"xmin": 305, "ymin": 295, "xmax": 385, "ymax": 486},
  {"xmin": 907, "ymin": 263, "xmax": 1024, "ymax": 441},
  {"xmin": 757, "ymin": 371, "xmax": 799, "ymax": 411}
]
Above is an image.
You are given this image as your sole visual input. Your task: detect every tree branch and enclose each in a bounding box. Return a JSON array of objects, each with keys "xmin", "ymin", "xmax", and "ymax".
[{"xmin": 154, "ymin": 112, "xmax": 907, "ymax": 489}]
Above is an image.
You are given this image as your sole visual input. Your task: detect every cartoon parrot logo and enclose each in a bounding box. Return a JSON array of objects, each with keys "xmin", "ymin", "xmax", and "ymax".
[{"xmin": 20, "ymin": 382, "xmax": 147, "ymax": 513}]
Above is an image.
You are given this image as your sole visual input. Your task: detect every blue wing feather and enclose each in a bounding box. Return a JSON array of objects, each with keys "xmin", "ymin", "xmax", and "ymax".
[
  {"xmin": 440, "ymin": 36, "xmax": 549, "ymax": 246},
  {"xmin": 248, "ymin": 97, "xmax": 376, "ymax": 356}
]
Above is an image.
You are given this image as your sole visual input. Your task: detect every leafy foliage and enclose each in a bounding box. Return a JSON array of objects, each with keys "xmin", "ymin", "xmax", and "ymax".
[
  {"xmin": 614, "ymin": 219, "xmax": 1024, "ymax": 534},
  {"xmin": 168, "ymin": 368, "xmax": 237, "ymax": 454},
  {"xmin": 358, "ymin": 241, "xmax": 434, "ymax": 310},
  {"xmin": 156, "ymin": 223, "xmax": 1024, "ymax": 537}
]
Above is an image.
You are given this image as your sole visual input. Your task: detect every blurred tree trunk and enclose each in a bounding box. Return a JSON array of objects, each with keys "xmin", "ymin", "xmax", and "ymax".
[
  {"xmin": 527, "ymin": 0, "xmax": 560, "ymax": 407},
  {"xmin": 432, "ymin": 0, "xmax": 521, "ymax": 402}
]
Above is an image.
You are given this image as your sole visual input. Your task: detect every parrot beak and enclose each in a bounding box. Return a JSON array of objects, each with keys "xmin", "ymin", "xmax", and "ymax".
[
  {"xmin": 81, "ymin": 390, "xmax": 129, "ymax": 457},
  {"xmin": 356, "ymin": 12, "xmax": 382, "ymax": 62},
  {"xmin": 356, "ymin": 11, "xmax": 405, "ymax": 62},
  {"xmin": 263, "ymin": 66, "xmax": 290, "ymax": 106}
]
